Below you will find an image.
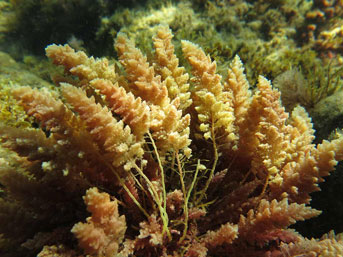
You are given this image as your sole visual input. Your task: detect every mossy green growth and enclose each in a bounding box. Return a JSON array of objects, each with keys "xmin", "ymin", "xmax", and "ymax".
[
  {"xmin": 0, "ymin": 78, "xmax": 31, "ymax": 128},
  {"xmin": 271, "ymin": 48, "xmax": 343, "ymax": 110},
  {"xmin": 0, "ymin": 50, "xmax": 55, "ymax": 128},
  {"xmin": 305, "ymin": 61, "xmax": 343, "ymax": 108}
]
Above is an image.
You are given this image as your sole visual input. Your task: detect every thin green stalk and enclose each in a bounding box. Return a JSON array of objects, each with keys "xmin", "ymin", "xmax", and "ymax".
[
  {"xmin": 147, "ymin": 132, "xmax": 167, "ymax": 213},
  {"xmin": 176, "ymin": 151, "xmax": 187, "ymax": 205},
  {"xmin": 176, "ymin": 152, "xmax": 187, "ymax": 243},
  {"xmin": 133, "ymin": 162, "xmax": 171, "ymax": 241},
  {"xmin": 146, "ymin": 132, "xmax": 172, "ymax": 240},
  {"xmin": 97, "ymin": 153, "xmax": 150, "ymax": 218},
  {"xmin": 179, "ymin": 158, "xmax": 201, "ymax": 243},
  {"xmin": 129, "ymin": 173, "xmax": 154, "ymax": 211},
  {"xmin": 196, "ymin": 117, "xmax": 218, "ymax": 205}
]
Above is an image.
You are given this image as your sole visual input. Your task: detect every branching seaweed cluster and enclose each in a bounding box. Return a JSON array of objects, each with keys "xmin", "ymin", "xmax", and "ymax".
[{"xmin": 0, "ymin": 27, "xmax": 343, "ymax": 256}]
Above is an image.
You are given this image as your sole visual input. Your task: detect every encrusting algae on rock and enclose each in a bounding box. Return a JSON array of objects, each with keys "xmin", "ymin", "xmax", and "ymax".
[{"xmin": 0, "ymin": 26, "xmax": 343, "ymax": 256}]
